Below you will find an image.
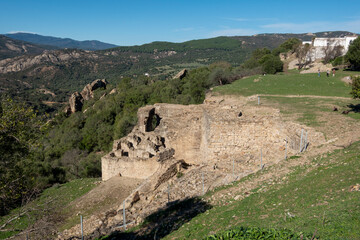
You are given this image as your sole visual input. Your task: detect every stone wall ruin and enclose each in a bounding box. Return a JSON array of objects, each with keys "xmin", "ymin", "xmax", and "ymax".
[{"xmin": 101, "ymin": 95, "xmax": 325, "ymax": 181}]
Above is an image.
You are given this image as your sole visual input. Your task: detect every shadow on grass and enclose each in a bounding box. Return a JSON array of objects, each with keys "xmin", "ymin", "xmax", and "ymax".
[
  {"xmin": 97, "ymin": 197, "xmax": 211, "ymax": 240},
  {"xmin": 348, "ymin": 103, "xmax": 360, "ymax": 113}
]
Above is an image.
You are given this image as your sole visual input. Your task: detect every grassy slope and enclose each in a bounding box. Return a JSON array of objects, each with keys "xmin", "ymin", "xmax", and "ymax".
[
  {"xmin": 213, "ymin": 70, "xmax": 357, "ymax": 97},
  {"xmin": 164, "ymin": 71, "xmax": 360, "ymax": 239},
  {"xmin": 165, "ymin": 141, "xmax": 360, "ymax": 239},
  {"xmin": 0, "ymin": 178, "xmax": 98, "ymax": 239}
]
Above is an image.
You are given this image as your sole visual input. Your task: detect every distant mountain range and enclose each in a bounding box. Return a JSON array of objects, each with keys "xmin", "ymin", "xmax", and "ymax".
[{"xmin": 5, "ymin": 32, "xmax": 118, "ymax": 51}]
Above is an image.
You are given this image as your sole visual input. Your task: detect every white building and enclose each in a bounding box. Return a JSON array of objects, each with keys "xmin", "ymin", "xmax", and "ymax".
[{"xmin": 302, "ymin": 36, "xmax": 357, "ymax": 60}]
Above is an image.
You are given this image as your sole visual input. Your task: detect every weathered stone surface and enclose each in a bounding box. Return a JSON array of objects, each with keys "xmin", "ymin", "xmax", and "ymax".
[
  {"xmin": 69, "ymin": 92, "xmax": 84, "ymax": 113},
  {"xmin": 64, "ymin": 79, "xmax": 108, "ymax": 114},
  {"xmin": 102, "ymin": 94, "xmax": 325, "ymax": 181},
  {"xmin": 173, "ymin": 69, "xmax": 187, "ymax": 79},
  {"xmin": 80, "ymin": 79, "xmax": 107, "ymax": 100}
]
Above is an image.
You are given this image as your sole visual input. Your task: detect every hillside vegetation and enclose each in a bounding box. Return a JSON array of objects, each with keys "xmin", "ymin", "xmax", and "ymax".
[{"xmin": 1, "ymin": 31, "xmax": 355, "ymax": 114}]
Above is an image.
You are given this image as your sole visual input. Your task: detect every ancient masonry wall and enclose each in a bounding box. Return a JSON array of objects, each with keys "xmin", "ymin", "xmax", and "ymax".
[{"xmin": 102, "ymin": 97, "xmax": 323, "ymax": 181}]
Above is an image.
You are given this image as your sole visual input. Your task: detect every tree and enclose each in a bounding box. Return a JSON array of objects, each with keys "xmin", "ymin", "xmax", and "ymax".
[
  {"xmin": 296, "ymin": 43, "xmax": 312, "ymax": 69},
  {"xmin": 0, "ymin": 98, "xmax": 44, "ymax": 215},
  {"xmin": 279, "ymin": 38, "xmax": 301, "ymax": 53},
  {"xmin": 273, "ymin": 38, "xmax": 301, "ymax": 56},
  {"xmin": 259, "ymin": 54, "xmax": 284, "ymax": 74},
  {"xmin": 345, "ymin": 37, "xmax": 360, "ymax": 70},
  {"xmin": 350, "ymin": 76, "xmax": 360, "ymax": 99}
]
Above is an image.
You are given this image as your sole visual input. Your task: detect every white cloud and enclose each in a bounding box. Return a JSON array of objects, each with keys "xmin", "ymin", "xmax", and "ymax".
[{"xmin": 210, "ymin": 28, "xmax": 257, "ymax": 37}]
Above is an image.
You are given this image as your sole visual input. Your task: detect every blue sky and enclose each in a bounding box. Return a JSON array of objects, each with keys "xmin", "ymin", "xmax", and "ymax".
[{"xmin": 1, "ymin": 0, "xmax": 360, "ymax": 46}]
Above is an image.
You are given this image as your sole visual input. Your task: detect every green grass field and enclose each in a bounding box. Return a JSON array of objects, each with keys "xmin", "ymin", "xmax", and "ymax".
[
  {"xmin": 213, "ymin": 70, "xmax": 359, "ymax": 97},
  {"xmin": 0, "ymin": 178, "xmax": 98, "ymax": 239},
  {"xmin": 164, "ymin": 141, "xmax": 360, "ymax": 239}
]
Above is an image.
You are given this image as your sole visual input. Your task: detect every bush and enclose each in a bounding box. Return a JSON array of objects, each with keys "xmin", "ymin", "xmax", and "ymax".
[
  {"xmin": 332, "ymin": 56, "xmax": 345, "ymax": 66},
  {"xmin": 259, "ymin": 54, "xmax": 283, "ymax": 74},
  {"xmin": 350, "ymin": 76, "xmax": 360, "ymax": 99}
]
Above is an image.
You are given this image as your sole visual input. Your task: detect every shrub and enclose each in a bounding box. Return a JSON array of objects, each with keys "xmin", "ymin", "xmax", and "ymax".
[
  {"xmin": 350, "ymin": 76, "xmax": 360, "ymax": 99},
  {"xmin": 259, "ymin": 54, "xmax": 283, "ymax": 74},
  {"xmin": 332, "ymin": 56, "xmax": 345, "ymax": 66}
]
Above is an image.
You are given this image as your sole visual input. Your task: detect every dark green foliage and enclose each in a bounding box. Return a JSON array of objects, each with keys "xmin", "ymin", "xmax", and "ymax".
[
  {"xmin": 272, "ymin": 38, "xmax": 301, "ymax": 57},
  {"xmin": 251, "ymin": 48, "xmax": 272, "ymax": 61},
  {"xmin": 0, "ymin": 99, "xmax": 46, "ymax": 215},
  {"xmin": 345, "ymin": 37, "xmax": 360, "ymax": 70},
  {"xmin": 350, "ymin": 76, "xmax": 360, "ymax": 99},
  {"xmin": 109, "ymin": 37, "xmax": 243, "ymax": 53},
  {"xmin": 243, "ymin": 48, "xmax": 283, "ymax": 74},
  {"xmin": 204, "ymin": 226, "xmax": 315, "ymax": 240},
  {"xmin": 279, "ymin": 38, "xmax": 302, "ymax": 53},
  {"xmin": 332, "ymin": 56, "xmax": 345, "ymax": 66},
  {"xmin": 259, "ymin": 54, "xmax": 284, "ymax": 74}
]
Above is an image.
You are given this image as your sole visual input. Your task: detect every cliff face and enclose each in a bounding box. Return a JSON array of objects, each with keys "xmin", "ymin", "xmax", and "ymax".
[{"xmin": 102, "ymin": 95, "xmax": 325, "ymax": 181}]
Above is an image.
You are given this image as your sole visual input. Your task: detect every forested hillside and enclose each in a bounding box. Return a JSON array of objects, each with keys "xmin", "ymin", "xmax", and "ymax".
[{"xmin": 0, "ymin": 31, "xmax": 356, "ymax": 114}]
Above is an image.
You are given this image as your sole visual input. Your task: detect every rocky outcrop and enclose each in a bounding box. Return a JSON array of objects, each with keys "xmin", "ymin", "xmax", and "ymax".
[
  {"xmin": 65, "ymin": 79, "xmax": 107, "ymax": 114},
  {"xmin": 173, "ymin": 69, "xmax": 187, "ymax": 79},
  {"xmin": 68, "ymin": 92, "xmax": 84, "ymax": 113},
  {"xmin": 0, "ymin": 49, "xmax": 98, "ymax": 74},
  {"xmin": 81, "ymin": 79, "xmax": 107, "ymax": 100}
]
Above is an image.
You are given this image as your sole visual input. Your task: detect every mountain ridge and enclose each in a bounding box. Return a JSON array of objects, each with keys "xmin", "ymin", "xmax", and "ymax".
[
  {"xmin": 0, "ymin": 34, "xmax": 57, "ymax": 60},
  {"xmin": 5, "ymin": 32, "xmax": 118, "ymax": 51}
]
